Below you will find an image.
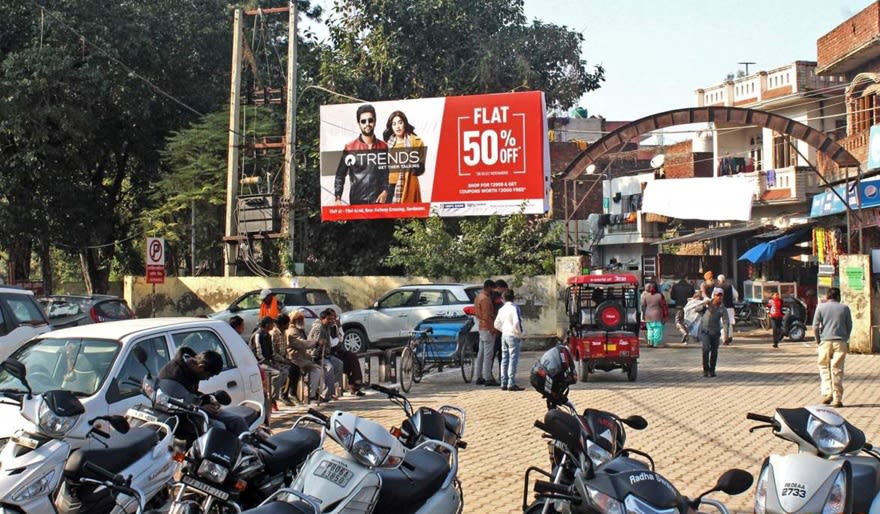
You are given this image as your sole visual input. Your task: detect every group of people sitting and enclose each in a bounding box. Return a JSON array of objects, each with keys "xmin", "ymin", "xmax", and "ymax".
[{"xmin": 230, "ymin": 290, "xmax": 365, "ymax": 417}]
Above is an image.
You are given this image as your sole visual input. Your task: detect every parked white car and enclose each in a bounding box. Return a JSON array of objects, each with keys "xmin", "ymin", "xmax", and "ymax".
[
  {"xmin": 340, "ymin": 283, "xmax": 481, "ymax": 353},
  {"xmin": 0, "ymin": 317, "xmax": 264, "ymax": 443},
  {"xmin": 0, "ymin": 286, "xmax": 52, "ymax": 363},
  {"xmin": 209, "ymin": 287, "xmax": 341, "ymax": 336}
]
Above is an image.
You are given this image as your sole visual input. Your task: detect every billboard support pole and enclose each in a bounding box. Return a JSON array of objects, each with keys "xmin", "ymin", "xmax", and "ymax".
[
  {"xmin": 224, "ymin": 9, "xmax": 244, "ymax": 277},
  {"xmin": 285, "ymin": 2, "xmax": 297, "ymax": 271}
]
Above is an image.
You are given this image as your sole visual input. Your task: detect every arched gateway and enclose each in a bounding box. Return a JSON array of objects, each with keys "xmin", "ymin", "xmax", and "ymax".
[{"xmin": 562, "ymin": 106, "xmax": 860, "ymax": 180}]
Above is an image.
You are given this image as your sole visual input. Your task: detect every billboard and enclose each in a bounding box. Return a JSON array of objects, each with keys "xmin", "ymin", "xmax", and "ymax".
[{"xmin": 319, "ymin": 91, "xmax": 550, "ymax": 221}]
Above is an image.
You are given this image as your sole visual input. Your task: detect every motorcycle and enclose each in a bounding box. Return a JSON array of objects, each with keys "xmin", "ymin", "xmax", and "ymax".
[
  {"xmin": 747, "ymin": 406, "xmax": 880, "ymax": 514},
  {"xmin": 0, "ymin": 358, "xmax": 173, "ymax": 514},
  {"xmin": 369, "ymin": 383, "xmax": 467, "ymax": 452},
  {"xmin": 164, "ymin": 414, "xmax": 322, "ymax": 513},
  {"xmin": 526, "ymin": 411, "xmax": 752, "ymax": 513},
  {"xmin": 290, "ymin": 408, "xmax": 462, "ymax": 514}
]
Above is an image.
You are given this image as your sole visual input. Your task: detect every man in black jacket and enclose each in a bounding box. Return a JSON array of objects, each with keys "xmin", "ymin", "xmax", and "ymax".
[
  {"xmin": 671, "ymin": 277, "xmax": 695, "ymax": 344},
  {"xmin": 159, "ymin": 347, "xmax": 248, "ymax": 434}
]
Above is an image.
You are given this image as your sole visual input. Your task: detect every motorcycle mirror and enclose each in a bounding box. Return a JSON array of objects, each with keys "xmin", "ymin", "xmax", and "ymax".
[
  {"xmin": 44, "ymin": 390, "xmax": 86, "ymax": 416},
  {"xmin": 212, "ymin": 390, "xmax": 232, "ymax": 406},
  {"xmin": 713, "ymin": 469, "xmax": 753, "ymax": 496},
  {"xmin": 107, "ymin": 415, "xmax": 130, "ymax": 434},
  {"xmin": 1, "ymin": 358, "xmax": 32, "ymax": 396},
  {"xmin": 622, "ymin": 415, "xmax": 648, "ymax": 430},
  {"xmin": 132, "ymin": 346, "xmax": 148, "ymax": 365}
]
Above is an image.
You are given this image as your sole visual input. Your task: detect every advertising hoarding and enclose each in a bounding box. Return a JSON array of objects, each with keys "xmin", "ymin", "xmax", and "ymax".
[{"xmin": 319, "ymin": 91, "xmax": 550, "ymax": 221}]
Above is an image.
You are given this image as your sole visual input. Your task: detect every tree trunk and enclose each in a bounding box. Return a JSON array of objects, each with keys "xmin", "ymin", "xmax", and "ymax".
[
  {"xmin": 79, "ymin": 251, "xmax": 93, "ymax": 294},
  {"xmin": 8, "ymin": 238, "xmax": 31, "ymax": 283},
  {"xmin": 39, "ymin": 238, "xmax": 53, "ymax": 295}
]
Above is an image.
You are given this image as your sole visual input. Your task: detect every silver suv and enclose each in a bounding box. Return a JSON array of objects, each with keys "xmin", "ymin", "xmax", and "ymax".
[
  {"xmin": 0, "ymin": 286, "xmax": 52, "ymax": 362},
  {"xmin": 209, "ymin": 287, "xmax": 341, "ymax": 336},
  {"xmin": 340, "ymin": 283, "xmax": 481, "ymax": 353}
]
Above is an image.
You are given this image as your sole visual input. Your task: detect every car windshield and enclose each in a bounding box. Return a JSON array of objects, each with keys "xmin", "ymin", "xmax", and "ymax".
[{"xmin": 0, "ymin": 337, "xmax": 120, "ymax": 396}]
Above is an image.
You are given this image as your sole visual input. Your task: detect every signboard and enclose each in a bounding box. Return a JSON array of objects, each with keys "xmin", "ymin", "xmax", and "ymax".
[
  {"xmin": 869, "ymin": 124, "xmax": 880, "ymax": 170},
  {"xmin": 809, "ymin": 177, "xmax": 880, "ymax": 217},
  {"xmin": 319, "ymin": 91, "xmax": 550, "ymax": 221},
  {"xmin": 146, "ymin": 237, "xmax": 165, "ymax": 284}
]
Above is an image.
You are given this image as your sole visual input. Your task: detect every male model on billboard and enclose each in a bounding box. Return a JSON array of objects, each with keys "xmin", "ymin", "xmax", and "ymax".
[{"xmin": 334, "ymin": 104, "xmax": 389, "ymax": 205}]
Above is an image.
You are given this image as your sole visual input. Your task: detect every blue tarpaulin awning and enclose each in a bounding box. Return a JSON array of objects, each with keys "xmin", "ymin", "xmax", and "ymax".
[{"xmin": 738, "ymin": 229, "xmax": 810, "ymax": 264}]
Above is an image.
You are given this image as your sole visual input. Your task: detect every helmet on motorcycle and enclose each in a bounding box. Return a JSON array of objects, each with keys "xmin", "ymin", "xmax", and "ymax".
[{"xmin": 530, "ymin": 345, "xmax": 577, "ymax": 405}]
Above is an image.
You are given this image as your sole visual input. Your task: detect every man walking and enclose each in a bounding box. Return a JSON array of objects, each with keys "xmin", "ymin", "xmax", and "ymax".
[
  {"xmin": 494, "ymin": 289, "xmax": 524, "ymax": 391},
  {"xmin": 671, "ymin": 277, "xmax": 694, "ymax": 344},
  {"xmin": 473, "ymin": 279, "xmax": 498, "ymax": 386},
  {"xmin": 334, "ymin": 104, "xmax": 389, "ymax": 205},
  {"xmin": 698, "ymin": 288, "xmax": 731, "ymax": 377},
  {"xmin": 813, "ymin": 287, "xmax": 852, "ymax": 408},
  {"xmin": 716, "ymin": 274, "xmax": 738, "ymax": 344}
]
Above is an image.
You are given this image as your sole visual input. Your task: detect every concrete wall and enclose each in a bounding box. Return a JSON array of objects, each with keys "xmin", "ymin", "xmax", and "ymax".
[
  {"xmin": 838, "ymin": 254, "xmax": 874, "ymax": 354},
  {"xmin": 124, "ymin": 274, "xmax": 564, "ymax": 339}
]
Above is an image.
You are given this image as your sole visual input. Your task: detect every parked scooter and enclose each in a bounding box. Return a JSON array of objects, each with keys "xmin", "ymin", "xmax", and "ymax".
[
  {"xmin": 370, "ymin": 383, "xmax": 467, "ymax": 452},
  {"xmin": 747, "ymin": 406, "xmax": 880, "ymax": 514},
  {"xmin": 0, "ymin": 358, "xmax": 173, "ymax": 514},
  {"xmin": 290, "ymin": 408, "xmax": 462, "ymax": 514}
]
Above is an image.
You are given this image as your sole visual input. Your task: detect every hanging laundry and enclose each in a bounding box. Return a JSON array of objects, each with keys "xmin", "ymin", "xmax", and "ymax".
[
  {"xmin": 743, "ymin": 158, "xmax": 754, "ymax": 173},
  {"xmin": 731, "ymin": 157, "xmax": 746, "ymax": 174},
  {"xmin": 766, "ymin": 169, "xmax": 776, "ymax": 187}
]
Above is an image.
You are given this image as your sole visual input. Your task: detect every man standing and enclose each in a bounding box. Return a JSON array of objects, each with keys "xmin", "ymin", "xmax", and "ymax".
[
  {"xmin": 250, "ymin": 316, "xmax": 281, "ymax": 414},
  {"xmin": 699, "ymin": 271, "xmax": 716, "ymax": 300},
  {"xmin": 671, "ymin": 277, "xmax": 694, "ymax": 344},
  {"xmin": 698, "ymin": 288, "xmax": 731, "ymax": 378},
  {"xmin": 492, "ymin": 279, "xmax": 509, "ymax": 376},
  {"xmin": 334, "ymin": 104, "xmax": 389, "ymax": 205},
  {"xmin": 716, "ymin": 274, "xmax": 738, "ymax": 344},
  {"xmin": 473, "ymin": 279, "xmax": 498, "ymax": 386},
  {"xmin": 259, "ymin": 289, "xmax": 280, "ymax": 320},
  {"xmin": 494, "ymin": 289, "xmax": 524, "ymax": 391},
  {"xmin": 768, "ymin": 292, "xmax": 784, "ymax": 348},
  {"xmin": 813, "ymin": 287, "xmax": 852, "ymax": 408},
  {"xmin": 271, "ymin": 314, "xmax": 294, "ymax": 405}
]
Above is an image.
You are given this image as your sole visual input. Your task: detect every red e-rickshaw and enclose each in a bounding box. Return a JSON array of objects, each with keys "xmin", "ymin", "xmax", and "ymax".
[{"xmin": 565, "ymin": 273, "xmax": 641, "ymax": 382}]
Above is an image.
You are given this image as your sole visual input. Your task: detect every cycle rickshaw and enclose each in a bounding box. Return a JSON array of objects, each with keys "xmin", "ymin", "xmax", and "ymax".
[{"xmin": 398, "ymin": 315, "xmax": 476, "ymax": 392}]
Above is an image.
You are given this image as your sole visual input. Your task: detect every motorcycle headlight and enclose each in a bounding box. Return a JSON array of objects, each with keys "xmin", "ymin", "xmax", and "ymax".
[
  {"xmin": 350, "ymin": 431, "xmax": 391, "ymax": 468},
  {"xmin": 38, "ymin": 400, "xmax": 80, "ymax": 438},
  {"xmin": 624, "ymin": 494, "xmax": 678, "ymax": 514},
  {"xmin": 754, "ymin": 465, "xmax": 769, "ymax": 514},
  {"xmin": 808, "ymin": 416, "xmax": 849, "ymax": 455},
  {"xmin": 586, "ymin": 485, "xmax": 625, "ymax": 514},
  {"xmin": 821, "ymin": 469, "xmax": 846, "ymax": 514},
  {"xmin": 10, "ymin": 469, "xmax": 57, "ymax": 502},
  {"xmin": 586, "ymin": 439, "xmax": 613, "ymax": 467},
  {"xmin": 197, "ymin": 459, "xmax": 229, "ymax": 484}
]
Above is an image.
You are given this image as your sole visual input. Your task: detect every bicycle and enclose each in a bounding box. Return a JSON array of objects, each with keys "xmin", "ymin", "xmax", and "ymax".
[{"xmin": 398, "ymin": 315, "xmax": 476, "ymax": 392}]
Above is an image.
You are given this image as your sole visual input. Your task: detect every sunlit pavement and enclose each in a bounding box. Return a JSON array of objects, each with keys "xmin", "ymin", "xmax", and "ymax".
[{"xmin": 274, "ymin": 327, "xmax": 880, "ymax": 513}]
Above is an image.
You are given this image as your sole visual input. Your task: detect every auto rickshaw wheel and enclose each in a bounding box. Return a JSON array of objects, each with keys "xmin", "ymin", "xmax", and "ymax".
[{"xmin": 627, "ymin": 361, "xmax": 638, "ymax": 382}]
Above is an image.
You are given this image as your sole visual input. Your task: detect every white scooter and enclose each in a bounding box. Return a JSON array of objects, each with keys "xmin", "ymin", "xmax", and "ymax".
[
  {"xmin": 747, "ymin": 406, "xmax": 880, "ymax": 514},
  {"xmin": 0, "ymin": 358, "xmax": 174, "ymax": 514},
  {"xmin": 288, "ymin": 408, "xmax": 462, "ymax": 514}
]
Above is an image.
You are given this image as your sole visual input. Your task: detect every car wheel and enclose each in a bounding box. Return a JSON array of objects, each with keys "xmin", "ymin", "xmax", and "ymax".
[
  {"xmin": 342, "ymin": 328, "xmax": 368, "ymax": 353},
  {"xmin": 788, "ymin": 322, "xmax": 806, "ymax": 342}
]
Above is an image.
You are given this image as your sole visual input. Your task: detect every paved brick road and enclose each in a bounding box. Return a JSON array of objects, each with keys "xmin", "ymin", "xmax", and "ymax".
[{"xmin": 274, "ymin": 329, "xmax": 880, "ymax": 513}]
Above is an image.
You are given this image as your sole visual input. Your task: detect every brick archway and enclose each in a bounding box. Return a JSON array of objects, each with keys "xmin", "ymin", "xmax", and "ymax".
[{"xmin": 562, "ymin": 106, "xmax": 859, "ymax": 180}]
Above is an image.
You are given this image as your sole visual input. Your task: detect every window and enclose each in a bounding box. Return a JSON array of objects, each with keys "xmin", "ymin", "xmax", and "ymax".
[
  {"xmin": 0, "ymin": 307, "xmax": 7, "ymax": 336},
  {"xmin": 378, "ymin": 290, "xmax": 415, "ymax": 309},
  {"xmin": 773, "ymin": 132, "xmax": 796, "ymax": 169},
  {"xmin": 417, "ymin": 290, "xmax": 445, "ymax": 306},
  {"xmin": 173, "ymin": 330, "xmax": 235, "ymax": 371},
  {"xmin": 234, "ymin": 292, "xmax": 261, "ymax": 311},
  {"xmin": 4, "ymin": 295, "xmax": 47, "ymax": 325},
  {"xmin": 94, "ymin": 300, "xmax": 133, "ymax": 321},
  {"xmin": 303, "ymin": 290, "xmax": 333, "ymax": 306},
  {"xmin": 113, "ymin": 336, "xmax": 169, "ymax": 401}
]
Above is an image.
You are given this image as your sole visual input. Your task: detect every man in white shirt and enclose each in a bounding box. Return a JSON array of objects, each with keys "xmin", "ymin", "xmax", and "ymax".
[{"xmin": 493, "ymin": 289, "xmax": 525, "ymax": 391}]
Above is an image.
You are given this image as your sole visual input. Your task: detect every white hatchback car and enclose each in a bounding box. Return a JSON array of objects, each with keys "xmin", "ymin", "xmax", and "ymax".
[
  {"xmin": 340, "ymin": 283, "xmax": 481, "ymax": 353},
  {"xmin": 0, "ymin": 317, "xmax": 264, "ymax": 443},
  {"xmin": 0, "ymin": 286, "xmax": 52, "ymax": 363}
]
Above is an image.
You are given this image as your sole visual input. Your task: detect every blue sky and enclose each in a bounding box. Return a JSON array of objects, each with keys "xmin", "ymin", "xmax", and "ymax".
[{"xmin": 523, "ymin": 0, "xmax": 872, "ymax": 120}]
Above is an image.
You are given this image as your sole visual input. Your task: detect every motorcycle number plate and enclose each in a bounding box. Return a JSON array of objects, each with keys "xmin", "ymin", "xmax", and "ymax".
[
  {"xmin": 126, "ymin": 409, "xmax": 158, "ymax": 423},
  {"xmin": 314, "ymin": 459, "xmax": 353, "ymax": 488},
  {"xmin": 181, "ymin": 474, "xmax": 231, "ymax": 501}
]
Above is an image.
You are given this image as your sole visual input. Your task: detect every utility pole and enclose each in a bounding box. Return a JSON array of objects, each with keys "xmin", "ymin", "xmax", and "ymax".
[
  {"xmin": 224, "ymin": 9, "xmax": 244, "ymax": 277},
  {"xmin": 284, "ymin": 2, "xmax": 297, "ymax": 273}
]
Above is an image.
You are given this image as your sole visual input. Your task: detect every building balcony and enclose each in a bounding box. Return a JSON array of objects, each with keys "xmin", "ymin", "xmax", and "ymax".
[{"xmin": 737, "ymin": 166, "xmax": 818, "ymax": 203}]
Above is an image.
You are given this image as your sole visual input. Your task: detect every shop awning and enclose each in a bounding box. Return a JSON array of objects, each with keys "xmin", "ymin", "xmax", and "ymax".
[
  {"xmin": 738, "ymin": 229, "xmax": 810, "ymax": 264},
  {"xmin": 652, "ymin": 223, "xmax": 766, "ymax": 245}
]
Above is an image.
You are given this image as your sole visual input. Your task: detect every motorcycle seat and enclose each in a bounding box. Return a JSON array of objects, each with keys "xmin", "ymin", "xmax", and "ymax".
[
  {"xmin": 225, "ymin": 405, "xmax": 261, "ymax": 426},
  {"xmin": 244, "ymin": 500, "xmax": 315, "ymax": 514},
  {"xmin": 374, "ymin": 448, "xmax": 450, "ymax": 514},
  {"xmin": 64, "ymin": 427, "xmax": 159, "ymax": 481},
  {"xmin": 259, "ymin": 427, "xmax": 321, "ymax": 474}
]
